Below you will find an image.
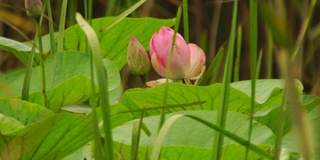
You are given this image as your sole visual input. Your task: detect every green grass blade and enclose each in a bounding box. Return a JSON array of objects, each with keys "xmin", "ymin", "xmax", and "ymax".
[
  {"xmin": 113, "ymin": 101, "xmax": 205, "ymax": 115},
  {"xmin": 234, "ymin": 26, "xmax": 242, "ymax": 82},
  {"xmin": 246, "ymin": 0, "xmax": 258, "ymax": 158},
  {"xmin": 212, "ymin": 1, "xmax": 238, "ymax": 159},
  {"xmin": 266, "ymin": 29, "xmax": 273, "ymax": 79},
  {"xmin": 273, "ymin": 93, "xmax": 287, "ymax": 160},
  {"xmin": 100, "ymin": 0, "xmax": 146, "ymax": 32},
  {"xmin": 131, "ymin": 110, "xmax": 145, "ymax": 160},
  {"xmin": 256, "ymin": 50, "xmax": 262, "ymax": 79},
  {"xmin": 76, "ymin": 13, "xmax": 114, "ymax": 160},
  {"xmin": 279, "ymin": 49, "xmax": 314, "ymax": 160},
  {"xmin": 198, "ymin": 47, "xmax": 224, "ymax": 86},
  {"xmin": 57, "ymin": 0, "xmax": 69, "ymax": 52},
  {"xmin": 36, "ymin": 22, "xmax": 48, "ymax": 108},
  {"xmin": 291, "ymin": 0, "xmax": 316, "ymax": 61},
  {"xmin": 182, "ymin": 0, "xmax": 189, "ymax": 43},
  {"xmin": 83, "ymin": 0, "xmax": 103, "ymax": 159},
  {"xmin": 46, "ymin": 0, "xmax": 56, "ymax": 54},
  {"xmin": 21, "ymin": 35, "xmax": 38, "ymax": 101},
  {"xmin": 105, "ymin": 0, "xmax": 116, "ymax": 16},
  {"xmin": 158, "ymin": 6, "xmax": 182, "ymax": 131}
]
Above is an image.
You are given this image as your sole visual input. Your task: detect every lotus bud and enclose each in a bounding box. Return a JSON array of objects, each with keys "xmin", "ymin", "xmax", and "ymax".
[
  {"xmin": 149, "ymin": 26, "xmax": 191, "ymax": 80},
  {"xmin": 25, "ymin": 0, "xmax": 43, "ymax": 19},
  {"xmin": 127, "ymin": 36, "xmax": 151, "ymax": 76}
]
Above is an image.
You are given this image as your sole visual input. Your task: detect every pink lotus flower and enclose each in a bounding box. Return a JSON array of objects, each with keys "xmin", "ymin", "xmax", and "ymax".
[
  {"xmin": 149, "ymin": 26, "xmax": 205, "ymax": 79},
  {"xmin": 187, "ymin": 43, "xmax": 206, "ymax": 78}
]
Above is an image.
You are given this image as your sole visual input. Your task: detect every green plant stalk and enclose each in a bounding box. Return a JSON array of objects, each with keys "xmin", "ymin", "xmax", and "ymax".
[
  {"xmin": 36, "ymin": 22, "xmax": 48, "ymax": 108},
  {"xmin": 182, "ymin": 0, "xmax": 189, "ymax": 43},
  {"xmin": 125, "ymin": 0, "xmax": 137, "ymax": 17},
  {"xmin": 279, "ymin": 50, "xmax": 313, "ymax": 160},
  {"xmin": 106, "ymin": 0, "xmax": 116, "ymax": 16},
  {"xmin": 266, "ymin": 29, "xmax": 273, "ymax": 79},
  {"xmin": 246, "ymin": 0, "xmax": 258, "ymax": 158},
  {"xmin": 100, "ymin": 0, "xmax": 146, "ymax": 32},
  {"xmin": 22, "ymin": 0, "xmax": 47, "ymax": 101},
  {"xmin": 67, "ymin": 0, "xmax": 76, "ymax": 26},
  {"xmin": 234, "ymin": 26, "xmax": 242, "ymax": 82},
  {"xmin": 273, "ymin": 92, "xmax": 287, "ymax": 160},
  {"xmin": 158, "ymin": 6, "xmax": 182, "ymax": 132},
  {"xmin": 131, "ymin": 110, "xmax": 145, "ymax": 160},
  {"xmin": 212, "ymin": 1, "xmax": 238, "ymax": 159},
  {"xmin": 76, "ymin": 13, "xmax": 113, "ymax": 160},
  {"xmin": 21, "ymin": 34, "xmax": 38, "ymax": 100},
  {"xmin": 84, "ymin": 0, "xmax": 103, "ymax": 159},
  {"xmin": 291, "ymin": 0, "xmax": 316, "ymax": 61},
  {"xmin": 46, "ymin": 0, "xmax": 56, "ymax": 54},
  {"xmin": 198, "ymin": 47, "xmax": 224, "ymax": 86},
  {"xmin": 256, "ymin": 51, "xmax": 262, "ymax": 78},
  {"xmin": 152, "ymin": 114, "xmax": 273, "ymax": 160},
  {"xmin": 57, "ymin": 0, "xmax": 69, "ymax": 52}
]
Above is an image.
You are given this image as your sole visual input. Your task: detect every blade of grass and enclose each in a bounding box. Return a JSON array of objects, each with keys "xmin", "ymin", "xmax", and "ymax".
[
  {"xmin": 256, "ymin": 50, "xmax": 262, "ymax": 79},
  {"xmin": 100, "ymin": 0, "xmax": 146, "ymax": 32},
  {"xmin": 46, "ymin": 0, "xmax": 56, "ymax": 54},
  {"xmin": 291, "ymin": 0, "xmax": 316, "ymax": 61},
  {"xmin": 112, "ymin": 101, "xmax": 205, "ymax": 116},
  {"xmin": 182, "ymin": 0, "xmax": 189, "ymax": 43},
  {"xmin": 57, "ymin": 0, "xmax": 68, "ymax": 52},
  {"xmin": 151, "ymin": 114, "xmax": 273, "ymax": 160},
  {"xmin": 266, "ymin": 29, "xmax": 273, "ymax": 79},
  {"xmin": 278, "ymin": 49, "xmax": 313, "ymax": 160},
  {"xmin": 22, "ymin": 34, "xmax": 38, "ymax": 101},
  {"xmin": 198, "ymin": 47, "xmax": 224, "ymax": 86},
  {"xmin": 83, "ymin": 0, "xmax": 104, "ymax": 159},
  {"xmin": 208, "ymin": 0, "xmax": 222, "ymax": 61},
  {"xmin": 37, "ymin": 22, "xmax": 48, "ymax": 108},
  {"xmin": 131, "ymin": 110, "xmax": 146, "ymax": 160},
  {"xmin": 246, "ymin": 0, "xmax": 258, "ymax": 158},
  {"xmin": 234, "ymin": 26, "xmax": 242, "ymax": 82},
  {"xmin": 273, "ymin": 91, "xmax": 287, "ymax": 160},
  {"xmin": 158, "ymin": 6, "xmax": 182, "ymax": 131},
  {"xmin": 76, "ymin": 13, "xmax": 113, "ymax": 160},
  {"xmin": 105, "ymin": 0, "xmax": 116, "ymax": 16},
  {"xmin": 212, "ymin": 0, "xmax": 238, "ymax": 159},
  {"xmin": 125, "ymin": 0, "xmax": 137, "ymax": 17},
  {"xmin": 262, "ymin": 1, "xmax": 314, "ymax": 158}
]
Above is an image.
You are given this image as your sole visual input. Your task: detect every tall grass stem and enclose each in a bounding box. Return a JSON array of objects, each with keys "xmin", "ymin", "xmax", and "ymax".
[
  {"xmin": 76, "ymin": 13, "xmax": 114, "ymax": 160},
  {"xmin": 234, "ymin": 26, "xmax": 242, "ymax": 82},
  {"xmin": 212, "ymin": 1, "xmax": 238, "ymax": 159},
  {"xmin": 36, "ymin": 22, "xmax": 48, "ymax": 108},
  {"xmin": 246, "ymin": 0, "xmax": 258, "ymax": 158},
  {"xmin": 57, "ymin": 0, "xmax": 69, "ymax": 52},
  {"xmin": 46, "ymin": 0, "xmax": 56, "ymax": 54},
  {"xmin": 158, "ymin": 6, "xmax": 182, "ymax": 132},
  {"xmin": 182, "ymin": 0, "xmax": 189, "ymax": 43}
]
